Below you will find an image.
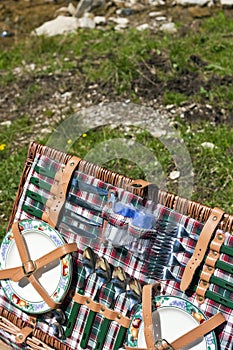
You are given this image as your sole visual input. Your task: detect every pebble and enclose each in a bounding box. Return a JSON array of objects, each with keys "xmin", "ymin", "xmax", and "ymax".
[
  {"xmin": 94, "ymin": 16, "xmax": 106, "ymax": 25},
  {"xmin": 201, "ymin": 142, "xmax": 215, "ymax": 149},
  {"xmin": 160, "ymin": 22, "xmax": 177, "ymax": 33},
  {"xmin": 0, "ymin": 121, "xmax": 12, "ymax": 127},
  {"xmin": 169, "ymin": 170, "xmax": 180, "ymax": 180},
  {"xmin": 137, "ymin": 23, "xmax": 151, "ymax": 31},
  {"xmin": 77, "ymin": 17, "xmax": 96, "ymax": 29}
]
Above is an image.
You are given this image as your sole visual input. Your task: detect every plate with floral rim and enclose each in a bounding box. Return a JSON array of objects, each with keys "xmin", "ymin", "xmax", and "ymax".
[
  {"xmin": 0, "ymin": 219, "xmax": 72, "ymax": 314},
  {"xmin": 126, "ymin": 295, "xmax": 217, "ymax": 350}
]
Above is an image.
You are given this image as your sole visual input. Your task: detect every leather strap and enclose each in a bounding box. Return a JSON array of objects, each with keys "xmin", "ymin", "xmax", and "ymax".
[
  {"xmin": 15, "ymin": 326, "xmax": 34, "ymax": 344},
  {"xmin": 170, "ymin": 312, "xmax": 225, "ymax": 349},
  {"xmin": 42, "ymin": 156, "xmax": 81, "ymax": 228},
  {"xmin": 125, "ymin": 283, "xmax": 225, "ymax": 350},
  {"xmin": 0, "ymin": 242, "xmax": 77, "ymax": 282},
  {"xmin": 180, "ymin": 207, "xmax": 224, "ymax": 291},
  {"xmin": 142, "ymin": 284, "xmax": 160, "ymax": 349},
  {"xmin": 130, "ymin": 179, "xmax": 150, "ymax": 189},
  {"xmin": 0, "ymin": 222, "xmax": 77, "ymax": 309},
  {"xmin": 73, "ymin": 292, "xmax": 131, "ymax": 328},
  {"xmin": 196, "ymin": 230, "xmax": 225, "ymax": 304}
]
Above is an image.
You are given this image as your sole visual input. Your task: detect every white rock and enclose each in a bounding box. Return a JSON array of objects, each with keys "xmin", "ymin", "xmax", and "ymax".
[
  {"xmin": 77, "ymin": 17, "xmax": 96, "ymax": 29},
  {"xmin": 155, "ymin": 16, "xmax": 167, "ymax": 21},
  {"xmin": 149, "ymin": 11, "xmax": 164, "ymax": 18},
  {"xmin": 201, "ymin": 142, "xmax": 215, "ymax": 149},
  {"xmin": 109, "ymin": 17, "xmax": 129, "ymax": 26},
  {"xmin": 176, "ymin": 0, "xmax": 209, "ymax": 5},
  {"xmin": 220, "ymin": 0, "xmax": 233, "ymax": 5},
  {"xmin": 33, "ymin": 16, "xmax": 79, "ymax": 37},
  {"xmin": 148, "ymin": 0, "xmax": 165, "ymax": 5},
  {"xmin": 94, "ymin": 16, "xmax": 106, "ymax": 25},
  {"xmin": 0, "ymin": 121, "xmax": 12, "ymax": 127},
  {"xmin": 160, "ymin": 22, "xmax": 177, "ymax": 33},
  {"xmin": 169, "ymin": 170, "xmax": 180, "ymax": 180},
  {"xmin": 136, "ymin": 23, "xmax": 151, "ymax": 31},
  {"xmin": 67, "ymin": 2, "xmax": 77, "ymax": 15},
  {"xmin": 55, "ymin": 3, "xmax": 77, "ymax": 16}
]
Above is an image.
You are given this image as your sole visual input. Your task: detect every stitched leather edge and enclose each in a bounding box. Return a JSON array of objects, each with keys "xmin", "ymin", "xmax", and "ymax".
[
  {"xmin": 42, "ymin": 156, "xmax": 81, "ymax": 228},
  {"xmin": 196, "ymin": 230, "xmax": 225, "ymax": 304},
  {"xmin": 180, "ymin": 207, "xmax": 224, "ymax": 291}
]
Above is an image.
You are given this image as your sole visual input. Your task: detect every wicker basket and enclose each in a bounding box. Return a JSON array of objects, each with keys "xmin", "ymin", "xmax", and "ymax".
[{"xmin": 0, "ymin": 141, "xmax": 232, "ymax": 350}]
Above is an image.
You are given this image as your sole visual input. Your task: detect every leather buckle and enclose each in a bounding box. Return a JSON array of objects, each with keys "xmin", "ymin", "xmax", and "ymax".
[
  {"xmin": 22, "ymin": 260, "xmax": 37, "ymax": 277},
  {"xmin": 154, "ymin": 339, "xmax": 174, "ymax": 350}
]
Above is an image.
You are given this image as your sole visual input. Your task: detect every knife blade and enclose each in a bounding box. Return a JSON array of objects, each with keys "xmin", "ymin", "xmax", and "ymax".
[{"xmin": 152, "ymin": 309, "xmax": 162, "ymax": 341}]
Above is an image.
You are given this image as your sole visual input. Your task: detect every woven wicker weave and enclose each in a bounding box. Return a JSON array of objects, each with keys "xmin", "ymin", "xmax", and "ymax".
[{"xmin": 8, "ymin": 141, "xmax": 233, "ymax": 234}]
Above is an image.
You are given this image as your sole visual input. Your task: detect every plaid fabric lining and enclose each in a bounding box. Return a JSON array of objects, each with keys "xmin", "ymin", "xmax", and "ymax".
[{"xmin": 1, "ymin": 153, "xmax": 231, "ymax": 349}]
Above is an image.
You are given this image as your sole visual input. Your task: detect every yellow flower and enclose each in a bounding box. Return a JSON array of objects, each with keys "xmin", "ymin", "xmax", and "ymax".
[
  {"xmin": 82, "ymin": 133, "xmax": 87, "ymax": 138},
  {"xmin": 0, "ymin": 144, "xmax": 6, "ymax": 151}
]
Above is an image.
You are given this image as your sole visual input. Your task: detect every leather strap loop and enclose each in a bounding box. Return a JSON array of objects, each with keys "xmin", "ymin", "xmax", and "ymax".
[
  {"xmin": 180, "ymin": 207, "xmax": 224, "ymax": 291},
  {"xmin": 196, "ymin": 230, "xmax": 225, "ymax": 304},
  {"xmin": 73, "ymin": 292, "xmax": 131, "ymax": 328},
  {"xmin": 15, "ymin": 326, "xmax": 34, "ymax": 344},
  {"xmin": 42, "ymin": 156, "xmax": 81, "ymax": 228}
]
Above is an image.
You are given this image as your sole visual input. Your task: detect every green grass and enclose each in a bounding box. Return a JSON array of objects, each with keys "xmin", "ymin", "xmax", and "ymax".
[{"xmin": 0, "ymin": 11, "xmax": 233, "ymax": 239}]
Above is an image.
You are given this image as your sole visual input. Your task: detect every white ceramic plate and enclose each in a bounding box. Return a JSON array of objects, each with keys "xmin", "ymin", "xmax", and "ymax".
[
  {"xmin": 0, "ymin": 219, "xmax": 72, "ymax": 314},
  {"xmin": 127, "ymin": 295, "xmax": 217, "ymax": 350}
]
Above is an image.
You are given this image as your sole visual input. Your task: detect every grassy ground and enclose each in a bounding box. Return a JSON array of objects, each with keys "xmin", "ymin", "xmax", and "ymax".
[{"xmin": 0, "ymin": 11, "xmax": 233, "ymax": 239}]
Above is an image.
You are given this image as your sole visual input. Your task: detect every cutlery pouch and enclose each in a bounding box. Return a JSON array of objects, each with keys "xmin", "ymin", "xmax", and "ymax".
[{"xmin": 0, "ymin": 141, "xmax": 232, "ymax": 350}]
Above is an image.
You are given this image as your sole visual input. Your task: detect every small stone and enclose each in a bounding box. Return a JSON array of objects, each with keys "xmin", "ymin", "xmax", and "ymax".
[
  {"xmin": 201, "ymin": 142, "xmax": 215, "ymax": 150},
  {"xmin": 149, "ymin": 11, "xmax": 164, "ymax": 18},
  {"xmin": 77, "ymin": 17, "xmax": 95, "ymax": 29},
  {"xmin": 160, "ymin": 22, "xmax": 177, "ymax": 33},
  {"xmin": 0, "ymin": 121, "xmax": 12, "ymax": 127},
  {"xmin": 169, "ymin": 171, "xmax": 180, "ymax": 180},
  {"xmin": 94, "ymin": 16, "xmax": 106, "ymax": 25},
  {"xmin": 155, "ymin": 16, "xmax": 167, "ymax": 22},
  {"xmin": 136, "ymin": 23, "xmax": 151, "ymax": 31},
  {"xmin": 109, "ymin": 17, "xmax": 129, "ymax": 26}
]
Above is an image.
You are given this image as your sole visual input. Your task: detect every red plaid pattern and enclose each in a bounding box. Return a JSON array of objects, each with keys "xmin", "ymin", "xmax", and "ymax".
[{"xmin": 0, "ymin": 153, "xmax": 231, "ymax": 349}]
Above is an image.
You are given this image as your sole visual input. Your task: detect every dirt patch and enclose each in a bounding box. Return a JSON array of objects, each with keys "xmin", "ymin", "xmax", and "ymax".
[{"xmin": 0, "ymin": 1, "xmax": 232, "ymax": 131}]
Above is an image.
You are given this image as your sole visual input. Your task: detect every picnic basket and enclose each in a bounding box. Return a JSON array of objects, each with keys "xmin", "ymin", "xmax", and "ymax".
[{"xmin": 0, "ymin": 140, "xmax": 232, "ymax": 350}]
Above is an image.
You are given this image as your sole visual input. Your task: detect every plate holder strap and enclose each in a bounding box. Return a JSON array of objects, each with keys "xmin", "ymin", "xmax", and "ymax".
[
  {"xmin": 170, "ymin": 312, "xmax": 225, "ymax": 349},
  {"xmin": 180, "ymin": 207, "xmax": 224, "ymax": 291},
  {"xmin": 196, "ymin": 230, "xmax": 225, "ymax": 304},
  {"xmin": 42, "ymin": 156, "xmax": 81, "ymax": 228},
  {"xmin": 125, "ymin": 283, "xmax": 225, "ymax": 350},
  {"xmin": 7, "ymin": 222, "xmax": 77, "ymax": 309}
]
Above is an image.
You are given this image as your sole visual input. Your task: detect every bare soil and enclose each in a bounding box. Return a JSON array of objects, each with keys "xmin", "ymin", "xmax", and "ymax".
[{"xmin": 0, "ymin": 0, "xmax": 232, "ymax": 130}]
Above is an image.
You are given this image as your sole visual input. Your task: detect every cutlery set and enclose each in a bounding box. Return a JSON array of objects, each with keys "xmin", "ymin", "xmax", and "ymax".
[{"xmin": 48, "ymin": 246, "xmax": 143, "ymax": 349}]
